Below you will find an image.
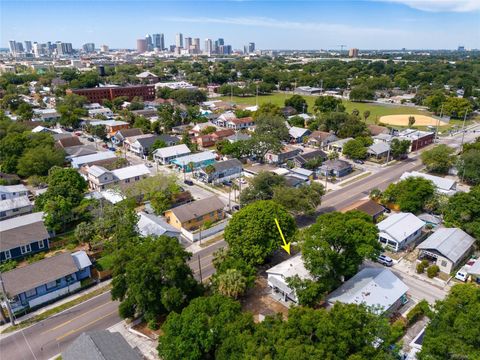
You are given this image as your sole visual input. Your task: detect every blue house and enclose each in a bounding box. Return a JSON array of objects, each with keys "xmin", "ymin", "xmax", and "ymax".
[
  {"xmin": 0, "ymin": 212, "xmax": 50, "ymax": 262},
  {"xmin": 171, "ymin": 151, "xmax": 216, "ymax": 172},
  {"xmin": 2, "ymin": 251, "xmax": 92, "ymax": 313}
]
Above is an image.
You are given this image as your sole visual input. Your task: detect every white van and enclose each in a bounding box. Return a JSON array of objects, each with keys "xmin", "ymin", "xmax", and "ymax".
[{"xmin": 455, "ymin": 267, "xmax": 469, "ymax": 282}]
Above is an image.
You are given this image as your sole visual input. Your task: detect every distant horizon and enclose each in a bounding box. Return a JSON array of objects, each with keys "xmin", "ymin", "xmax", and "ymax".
[{"xmin": 2, "ymin": 0, "xmax": 479, "ymax": 50}]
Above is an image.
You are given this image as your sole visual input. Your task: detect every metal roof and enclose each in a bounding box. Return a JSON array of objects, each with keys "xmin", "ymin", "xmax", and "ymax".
[
  {"xmin": 0, "ymin": 195, "xmax": 32, "ymax": 212},
  {"xmin": 368, "ymin": 142, "xmax": 390, "ymax": 155},
  {"xmin": 417, "ymin": 228, "xmax": 475, "ymax": 264},
  {"xmin": 111, "ymin": 164, "xmax": 150, "ymax": 181},
  {"xmin": 289, "ymin": 126, "xmax": 310, "ymax": 139},
  {"xmin": 266, "ymin": 254, "xmax": 312, "ymax": 280},
  {"xmin": 172, "ymin": 151, "xmax": 216, "ymax": 165},
  {"xmin": 137, "ymin": 211, "xmax": 180, "ymax": 237},
  {"xmin": 71, "ymin": 152, "xmax": 117, "ymax": 168},
  {"xmin": 0, "ymin": 184, "xmax": 28, "ymax": 194},
  {"xmin": 400, "ymin": 171, "xmax": 456, "ymax": 192},
  {"xmin": 153, "ymin": 144, "xmax": 191, "ymax": 158},
  {"xmin": 327, "ymin": 268, "xmax": 408, "ymax": 313},
  {"xmin": 377, "ymin": 213, "xmax": 425, "ymax": 243}
]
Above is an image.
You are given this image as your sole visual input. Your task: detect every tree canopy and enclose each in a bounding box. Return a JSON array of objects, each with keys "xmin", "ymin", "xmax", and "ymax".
[
  {"xmin": 421, "ymin": 145, "xmax": 456, "ymax": 174},
  {"xmin": 382, "ymin": 177, "xmax": 436, "ymax": 213},
  {"xmin": 314, "ymin": 95, "xmax": 345, "ymax": 113},
  {"xmin": 458, "ymin": 149, "xmax": 480, "ymax": 185},
  {"xmin": 285, "ymin": 95, "xmax": 307, "ymax": 113},
  {"xmin": 443, "ymin": 185, "xmax": 480, "ymax": 241},
  {"xmin": 224, "ymin": 200, "xmax": 296, "ymax": 265},
  {"xmin": 342, "ymin": 139, "xmax": 368, "ymax": 160}
]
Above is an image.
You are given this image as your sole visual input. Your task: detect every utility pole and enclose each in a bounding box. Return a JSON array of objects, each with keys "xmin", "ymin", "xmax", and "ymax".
[
  {"xmin": 460, "ymin": 110, "xmax": 468, "ymax": 149},
  {"xmin": 197, "ymin": 254, "xmax": 203, "ymax": 283},
  {"xmin": 0, "ymin": 273, "xmax": 15, "ymax": 325},
  {"xmin": 434, "ymin": 104, "xmax": 444, "ymax": 143},
  {"xmin": 256, "ymin": 84, "xmax": 259, "ymax": 107}
]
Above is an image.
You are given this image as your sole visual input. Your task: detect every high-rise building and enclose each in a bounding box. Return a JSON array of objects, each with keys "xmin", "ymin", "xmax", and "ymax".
[
  {"xmin": 24, "ymin": 41, "xmax": 32, "ymax": 53},
  {"xmin": 145, "ymin": 34, "xmax": 153, "ymax": 51},
  {"xmin": 175, "ymin": 33, "xmax": 183, "ymax": 49},
  {"xmin": 55, "ymin": 41, "xmax": 64, "ymax": 56},
  {"xmin": 348, "ymin": 48, "xmax": 359, "ymax": 57},
  {"xmin": 248, "ymin": 42, "xmax": 255, "ymax": 53},
  {"xmin": 63, "ymin": 43, "xmax": 73, "ymax": 54},
  {"xmin": 100, "ymin": 44, "xmax": 109, "ymax": 52},
  {"xmin": 152, "ymin": 33, "xmax": 165, "ymax": 50},
  {"xmin": 193, "ymin": 38, "xmax": 200, "ymax": 51},
  {"xmin": 82, "ymin": 43, "xmax": 95, "ymax": 53},
  {"xmin": 205, "ymin": 38, "xmax": 213, "ymax": 55},
  {"xmin": 8, "ymin": 40, "xmax": 17, "ymax": 54},
  {"xmin": 184, "ymin": 37, "xmax": 192, "ymax": 51},
  {"xmin": 137, "ymin": 39, "xmax": 148, "ymax": 53},
  {"xmin": 458, "ymin": 45, "xmax": 465, "ymax": 52}
]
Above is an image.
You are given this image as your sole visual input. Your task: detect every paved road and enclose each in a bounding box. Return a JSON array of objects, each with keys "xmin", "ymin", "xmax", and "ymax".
[{"xmin": 0, "ymin": 292, "xmax": 120, "ymax": 360}]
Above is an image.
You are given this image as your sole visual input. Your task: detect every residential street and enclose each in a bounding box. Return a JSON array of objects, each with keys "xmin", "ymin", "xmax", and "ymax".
[{"xmin": 0, "ymin": 292, "xmax": 120, "ymax": 360}]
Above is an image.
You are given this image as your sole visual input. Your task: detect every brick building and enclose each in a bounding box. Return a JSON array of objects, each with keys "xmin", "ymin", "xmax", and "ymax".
[{"xmin": 67, "ymin": 85, "xmax": 155, "ymax": 104}]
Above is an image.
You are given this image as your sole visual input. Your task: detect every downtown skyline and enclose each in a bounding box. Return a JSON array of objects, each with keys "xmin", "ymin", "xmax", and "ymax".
[{"xmin": 1, "ymin": 0, "xmax": 480, "ymax": 50}]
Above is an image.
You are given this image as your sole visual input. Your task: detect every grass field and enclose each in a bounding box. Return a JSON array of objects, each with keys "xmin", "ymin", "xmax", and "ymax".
[{"xmin": 219, "ymin": 93, "xmax": 431, "ymax": 124}]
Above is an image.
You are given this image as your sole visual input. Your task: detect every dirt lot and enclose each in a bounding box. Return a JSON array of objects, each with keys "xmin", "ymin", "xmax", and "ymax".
[
  {"xmin": 241, "ymin": 276, "xmax": 289, "ymax": 322},
  {"xmin": 379, "ymin": 114, "xmax": 447, "ymax": 127}
]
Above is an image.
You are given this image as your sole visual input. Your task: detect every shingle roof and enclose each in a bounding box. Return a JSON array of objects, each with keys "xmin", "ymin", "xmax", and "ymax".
[
  {"xmin": 0, "ymin": 212, "xmax": 49, "ymax": 251},
  {"xmin": 63, "ymin": 330, "xmax": 142, "ymax": 360},
  {"xmin": 114, "ymin": 128, "xmax": 143, "ymax": 140},
  {"xmin": 170, "ymin": 196, "xmax": 224, "ymax": 223},
  {"xmin": 57, "ymin": 136, "xmax": 83, "ymax": 148},
  {"xmin": 417, "ymin": 228, "xmax": 475, "ymax": 264},
  {"xmin": 71, "ymin": 152, "xmax": 117, "ymax": 168},
  {"xmin": 368, "ymin": 142, "xmax": 390, "ymax": 155},
  {"xmin": 320, "ymin": 159, "xmax": 352, "ymax": 171},
  {"xmin": 2, "ymin": 252, "xmax": 79, "ymax": 296},
  {"xmin": 327, "ymin": 268, "xmax": 408, "ymax": 313},
  {"xmin": 212, "ymin": 159, "xmax": 242, "ymax": 173},
  {"xmin": 342, "ymin": 199, "xmax": 385, "ymax": 218}
]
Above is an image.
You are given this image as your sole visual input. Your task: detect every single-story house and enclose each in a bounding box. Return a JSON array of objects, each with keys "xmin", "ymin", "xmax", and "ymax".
[
  {"xmin": 153, "ymin": 144, "xmax": 191, "ymax": 165},
  {"xmin": 289, "ymin": 168, "xmax": 314, "ymax": 182},
  {"xmin": 64, "ymin": 145, "xmax": 97, "ymax": 159},
  {"xmin": 88, "ymin": 120, "xmax": 129, "ymax": 136},
  {"xmin": 265, "ymin": 146, "xmax": 302, "ymax": 164},
  {"xmin": 417, "ymin": 228, "xmax": 475, "ymax": 274},
  {"xmin": 164, "ymin": 196, "xmax": 225, "ymax": 231},
  {"xmin": 225, "ymin": 117, "xmax": 255, "ymax": 130},
  {"xmin": 342, "ymin": 199, "xmax": 385, "ymax": 222},
  {"xmin": 367, "ymin": 142, "xmax": 391, "ymax": 159},
  {"xmin": 373, "ymin": 133, "xmax": 394, "ymax": 144},
  {"xmin": 295, "ymin": 86, "xmax": 323, "ymax": 95},
  {"xmin": 318, "ymin": 159, "xmax": 352, "ymax": 178},
  {"xmin": 137, "ymin": 211, "xmax": 181, "ymax": 239},
  {"xmin": 136, "ymin": 70, "xmax": 159, "ymax": 83},
  {"xmin": 195, "ymin": 159, "xmax": 243, "ymax": 184},
  {"xmin": 171, "ymin": 151, "xmax": 217, "ymax": 172},
  {"xmin": 226, "ymin": 132, "xmax": 251, "ymax": 143},
  {"xmin": 214, "ymin": 111, "xmax": 236, "ymax": 127},
  {"xmin": 307, "ymin": 131, "xmax": 339, "ymax": 149},
  {"xmin": 0, "ymin": 195, "xmax": 33, "ymax": 220},
  {"xmin": 267, "ymin": 254, "xmax": 313, "ymax": 303},
  {"xmin": 0, "ymin": 212, "xmax": 50, "ymax": 262},
  {"xmin": 111, "ymin": 128, "xmax": 143, "ymax": 146},
  {"xmin": 327, "ymin": 268, "xmax": 409, "ymax": 314},
  {"xmin": 33, "ymin": 108, "xmax": 60, "ymax": 122},
  {"xmin": 63, "ymin": 330, "xmax": 143, "ymax": 360},
  {"xmin": 87, "ymin": 107, "xmax": 114, "ymax": 119},
  {"xmin": 56, "ymin": 136, "xmax": 83, "ymax": 149},
  {"xmin": 377, "ymin": 212, "xmax": 425, "ymax": 252},
  {"xmin": 284, "ymin": 175, "xmax": 307, "ymax": 188},
  {"xmin": 2, "ymin": 251, "xmax": 92, "ymax": 312},
  {"xmin": 0, "ymin": 184, "xmax": 29, "ymax": 200},
  {"xmin": 71, "ymin": 151, "xmax": 117, "ymax": 169},
  {"xmin": 85, "ymin": 164, "xmax": 150, "ymax": 190},
  {"xmin": 400, "ymin": 171, "xmax": 457, "ymax": 196},
  {"xmin": 367, "ymin": 124, "xmax": 389, "ymax": 136},
  {"xmin": 289, "ymin": 127, "xmax": 311, "ymax": 143},
  {"xmin": 292, "ymin": 149, "xmax": 327, "ymax": 168},
  {"xmin": 195, "ymin": 129, "xmax": 235, "ymax": 148},
  {"xmin": 327, "ymin": 138, "xmax": 354, "ymax": 154}
]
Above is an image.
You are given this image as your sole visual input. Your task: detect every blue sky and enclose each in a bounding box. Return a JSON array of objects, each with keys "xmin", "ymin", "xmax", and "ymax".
[{"xmin": 1, "ymin": 0, "xmax": 479, "ymax": 50}]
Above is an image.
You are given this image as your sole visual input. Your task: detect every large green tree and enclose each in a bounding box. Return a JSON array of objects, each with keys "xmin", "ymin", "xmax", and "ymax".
[
  {"xmin": 419, "ymin": 284, "xmax": 480, "ymax": 360},
  {"xmin": 56, "ymin": 93, "xmax": 88, "ymax": 128},
  {"xmin": 301, "ymin": 211, "xmax": 381, "ymax": 292},
  {"xmin": 443, "ymin": 186, "xmax": 480, "ymax": 241},
  {"xmin": 16, "ymin": 146, "xmax": 65, "ymax": 178},
  {"xmin": 112, "ymin": 236, "xmax": 202, "ymax": 323},
  {"xmin": 285, "ymin": 95, "xmax": 307, "ymax": 113},
  {"xmin": 272, "ymin": 182, "xmax": 325, "ymax": 216},
  {"xmin": 421, "ymin": 145, "xmax": 456, "ymax": 174},
  {"xmin": 314, "ymin": 95, "xmax": 345, "ymax": 113},
  {"xmin": 382, "ymin": 177, "xmax": 436, "ymax": 213},
  {"xmin": 240, "ymin": 171, "xmax": 286, "ymax": 205},
  {"xmin": 458, "ymin": 149, "xmax": 480, "ymax": 185},
  {"xmin": 342, "ymin": 139, "xmax": 368, "ymax": 160},
  {"xmin": 224, "ymin": 200, "xmax": 296, "ymax": 265},
  {"xmin": 389, "ymin": 138, "xmax": 411, "ymax": 159}
]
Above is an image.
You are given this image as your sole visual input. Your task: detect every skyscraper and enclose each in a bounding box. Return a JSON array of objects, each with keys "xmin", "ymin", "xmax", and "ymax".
[
  {"xmin": 24, "ymin": 41, "xmax": 32, "ymax": 53},
  {"xmin": 145, "ymin": 34, "xmax": 153, "ymax": 51},
  {"xmin": 8, "ymin": 40, "xmax": 17, "ymax": 54},
  {"xmin": 152, "ymin": 33, "xmax": 165, "ymax": 50},
  {"xmin": 100, "ymin": 44, "xmax": 109, "ymax": 52},
  {"xmin": 248, "ymin": 42, "xmax": 255, "ymax": 53},
  {"xmin": 82, "ymin": 43, "xmax": 95, "ymax": 53},
  {"xmin": 184, "ymin": 37, "xmax": 192, "ymax": 51},
  {"xmin": 348, "ymin": 48, "xmax": 359, "ymax": 57},
  {"xmin": 56, "ymin": 41, "xmax": 64, "ymax": 56},
  {"xmin": 193, "ymin": 38, "xmax": 200, "ymax": 53},
  {"xmin": 205, "ymin": 39, "xmax": 213, "ymax": 55},
  {"xmin": 175, "ymin": 33, "xmax": 183, "ymax": 49},
  {"xmin": 137, "ymin": 39, "xmax": 148, "ymax": 53}
]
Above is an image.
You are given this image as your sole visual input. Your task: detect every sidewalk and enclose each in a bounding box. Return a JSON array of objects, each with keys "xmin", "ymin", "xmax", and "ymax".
[
  {"xmin": 0, "ymin": 280, "xmax": 111, "ymax": 335},
  {"xmin": 185, "ymin": 231, "xmax": 225, "ymax": 254},
  {"xmin": 394, "ymin": 258, "xmax": 450, "ymax": 290},
  {"xmin": 108, "ymin": 321, "xmax": 159, "ymax": 360}
]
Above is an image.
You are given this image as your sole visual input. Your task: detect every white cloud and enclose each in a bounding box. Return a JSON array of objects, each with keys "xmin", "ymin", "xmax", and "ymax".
[
  {"xmin": 163, "ymin": 16, "xmax": 406, "ymax": 37},
  {"xmin": 377, "ymin": 0, "xmax": 480, "ymax": 12}
]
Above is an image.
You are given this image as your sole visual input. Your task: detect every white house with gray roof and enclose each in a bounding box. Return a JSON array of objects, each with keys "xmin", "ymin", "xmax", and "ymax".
[
  {"xmin": 377, "ymin": 212, "xmax": 425, "ymax": 252},
  {"xmin": 86, "ymin": 164, "xmax": 150, "ymax": 190},
  {"xmin": 327, "ymin": 268, "xmax": 409, "ymax": 314},
  {"xmin": 152, "ymin": 144, "xmax": 191, "ymax": 165},
  {"xmin": 417, "ymin": 228, "xmax": 475, "ymax": 274},
  {"xmin": 266, "ymin": 254, "xmax": 313, "ymax": 303},
  {"xmin": 400, "ymin": 171, "xmax": 457, "ymax": 196},
  {"xmin": 137, "ymin": 211, "xmax": 181, "ymax": 239}
]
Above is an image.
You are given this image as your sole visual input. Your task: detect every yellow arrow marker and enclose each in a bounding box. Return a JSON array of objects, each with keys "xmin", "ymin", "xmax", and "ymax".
[{"xmin": 274, "ymin": 218, "xmax": 291, "ymax": 255}]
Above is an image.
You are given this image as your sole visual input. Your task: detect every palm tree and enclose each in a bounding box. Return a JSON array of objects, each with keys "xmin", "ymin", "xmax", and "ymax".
[
  {"xmin": 188, "ymin": 161, "xmax": 195, "ymax": 173},
  {"xmin": 408, "ymin": 116, "xmax": 416, "ymax": 128},
  {"xmin": 363, "ymin": 110, "xmax": 371, "ymax": 122},
  {"xmin": 215, "ymin": 268, "xmax": 247, "ymax": 299}
]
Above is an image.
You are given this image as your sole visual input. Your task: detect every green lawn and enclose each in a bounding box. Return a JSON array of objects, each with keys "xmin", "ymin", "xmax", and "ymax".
[{"xmin": 219, "ymin": 93, "xmax": 431, "ymax": 124}]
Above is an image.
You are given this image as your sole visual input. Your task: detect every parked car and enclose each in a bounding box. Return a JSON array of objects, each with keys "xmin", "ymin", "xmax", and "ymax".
[
  {"xmin": 87, "ymin": 137, "xmax": 94, "ymax": 142},
  {"xmin": 108, "ymin": 147, "xmax": 116, "ymax": 152},
  {"xmin": 184, "ymin": 179, "xmax": 194, "ymax": 186},
  {"xmin": 74, "ymin": 131, "xmax": 82, "ymax": 136},
  {"xmin": 223, "ymin": 181, "xmax": 232, "ymax": 187},
  {"xmin": 377, "ymin": 254, "xmax": 393, "ymax": 267},
  {"xmin": 353, "ymin": 159, "xmax": 364, "ymax": 164},
  {"xmin": 455, "ymin": 268, "xmax": 469, "ymax": 282},
  {"xmin": 232, "ymin": 205, "xmax": 240, "ymax": 211}
]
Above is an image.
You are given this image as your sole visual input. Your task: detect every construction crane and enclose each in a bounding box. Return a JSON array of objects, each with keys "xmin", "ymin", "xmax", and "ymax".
[{"xmin": 338, "ymin": 45, "xmax": 347, "ymax": 53}]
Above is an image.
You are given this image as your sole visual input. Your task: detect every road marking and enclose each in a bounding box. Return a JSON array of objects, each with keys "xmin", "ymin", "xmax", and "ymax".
[
  {"xmin": 55, "ymin": 309, "xmax": 118, "ymax": 341},
  {"xmin": 41, "ymin": 301, "xmax": 112, "ymax": 334}
]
